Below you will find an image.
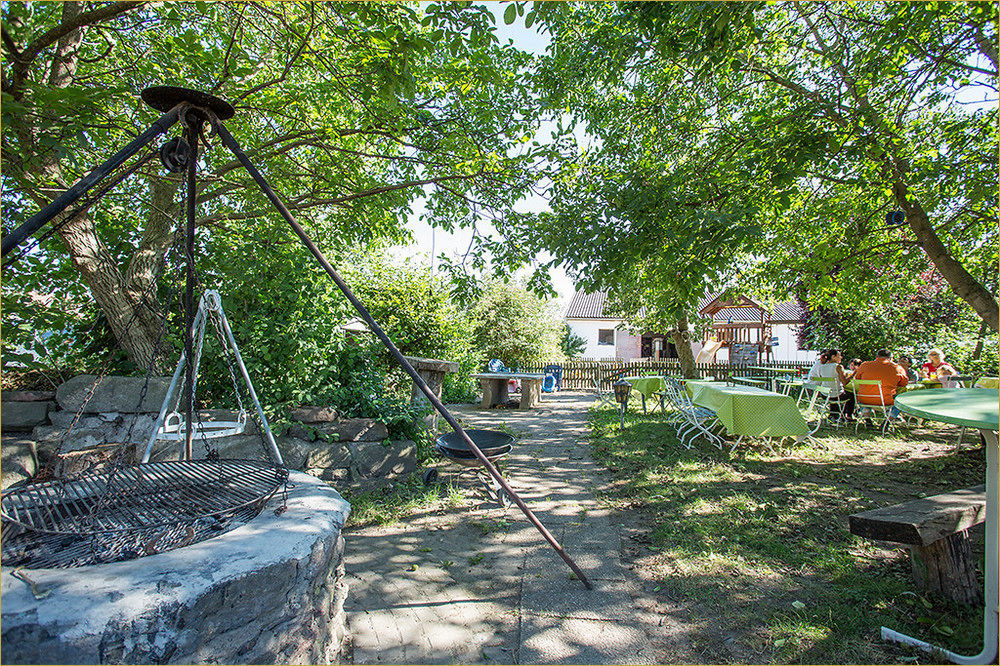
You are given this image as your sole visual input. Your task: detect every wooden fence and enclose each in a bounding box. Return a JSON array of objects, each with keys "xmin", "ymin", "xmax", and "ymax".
[{"xmin": 516, "ymin": 359, "xmax": 814, "ymax": 390}]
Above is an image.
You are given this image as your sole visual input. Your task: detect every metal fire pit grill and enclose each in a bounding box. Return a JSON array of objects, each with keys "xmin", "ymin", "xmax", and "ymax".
[
  {"xmin": 1, "ymin": 460, "xmax": 287, "ymax": 569},
  {"xmin": 425, "ymin": 430, "xmax": 515, "ymax": 507}
]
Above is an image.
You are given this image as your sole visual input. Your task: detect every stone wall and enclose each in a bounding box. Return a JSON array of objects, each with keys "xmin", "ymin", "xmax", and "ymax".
[
  {"xmin": 0, "ymin": 472, "xmax": 350, "ymax": 665},
  {"xmin": 2, "ymin": 375, "xmax": 416, "ymax": 492}
]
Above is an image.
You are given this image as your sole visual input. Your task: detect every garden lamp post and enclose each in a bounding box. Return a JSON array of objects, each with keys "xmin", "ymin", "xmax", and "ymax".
[{"xmin": 614, "ymin": 380, "xmax": 632, "ymax": 431}]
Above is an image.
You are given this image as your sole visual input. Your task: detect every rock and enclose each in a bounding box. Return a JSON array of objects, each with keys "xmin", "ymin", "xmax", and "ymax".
[
  {"xmin": 289, "ymin": 418, "xmax": 388, "ymax": 443},
  {"xmin": 288, "ymin": 405, "xmax": 338, "ymax": 423},
  {"xmin": 56, "ymin": 375, "xmax": 172, "ymax": 413},
  {"xmin": 331, "ymin": 418, "xmax": 389, "ymax": 442},
  {"xmin": 306, "ymin": 466, "xmax": 351, "ymax": 485},
  {"xmin": 32, "ymin": 413, "xmax": 157, "ymax": 453},
  {"xmin": 304, "ymin": 441, "xmax": 352, "ymax": 471},
  {"xmin": 1, "ymin": 400, "xmax": 52, "ymax": 431},
  {"xmin": 0, "ymin": 472, "xmax": 351, "ymax": 664},
  {"xmin": 347, "ymin": 439, "xmax": 417, "ymax": 490},
  {"xmin": 1, "ymin": 437, "xmax": 37, "ymax": 490},
  {"xmin": 1, "ymin": 390, "xmax": 56, "ymax": 402}
]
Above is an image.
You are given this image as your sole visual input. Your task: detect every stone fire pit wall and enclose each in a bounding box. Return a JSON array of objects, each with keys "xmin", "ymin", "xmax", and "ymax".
[
  {"xmin": 0, "ymin": 472, "xmax": 350, "ymax": 665},
  {"xmin": 3, "ymin": 375, "xmax": 417, "ymax": 492}
]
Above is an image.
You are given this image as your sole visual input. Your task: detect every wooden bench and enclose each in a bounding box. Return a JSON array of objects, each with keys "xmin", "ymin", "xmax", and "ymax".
[{"xmin": 848, "ymin": 485, "xmax": 986, "ymax": 605}]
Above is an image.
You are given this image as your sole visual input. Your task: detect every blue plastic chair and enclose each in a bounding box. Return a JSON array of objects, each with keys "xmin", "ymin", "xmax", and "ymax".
[{"xmin": 543, "ymin": 364, "xmax": 563, "ymax": 391}]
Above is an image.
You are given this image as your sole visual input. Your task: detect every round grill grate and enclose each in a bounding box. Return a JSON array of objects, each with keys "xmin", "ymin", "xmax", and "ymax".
[{"xmin": 1, "ymin": 459, "xmax": 287, "ymax": 569}]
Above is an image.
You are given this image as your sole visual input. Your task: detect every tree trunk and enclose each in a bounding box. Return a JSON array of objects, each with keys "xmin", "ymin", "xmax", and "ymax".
[
  {"xmin": 56, "ymin": 214, "xmax": 163, "ymax": 370},
  {"xmin": 971, "ymin": 320, "xmax": 988, "ymax": 360},
  {"xmin": 672, "ymin": 316, "xmax": 699, "ymax": 379},
  {"xmin": 14, "ymin": 2, "xmax": 176, "ymax": 371},
  {"xmin": 893, "ymin": 182, "xmax": 1000, "ymax": 333}
]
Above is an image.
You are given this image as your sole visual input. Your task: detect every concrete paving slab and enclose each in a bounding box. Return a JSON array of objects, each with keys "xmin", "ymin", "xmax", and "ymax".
[
  {"xmin": 345, "ymin": 394, "xmax": 661, "ymax": 665},
  {"xmin": 519, "ymin": 615, "xmax": 658, "ymax": 665}
]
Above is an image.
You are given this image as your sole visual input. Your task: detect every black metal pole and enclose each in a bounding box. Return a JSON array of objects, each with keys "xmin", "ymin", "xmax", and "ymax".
[
  {"xmin": 183, "ymin": 118, "xmax": 201, "ymax": 461},
  {"xmin": 212, "ymin": 118, "xmax": 593, "ymax": 590},
  {"xmin": 1, "ymin": 106, "xmax": 181, "ymax": 258}
]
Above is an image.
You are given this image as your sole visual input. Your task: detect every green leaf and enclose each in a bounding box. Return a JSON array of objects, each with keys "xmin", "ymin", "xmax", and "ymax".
[{"xmin": 504, "ymin": 3, "xmax": 517, "ymax": 25}]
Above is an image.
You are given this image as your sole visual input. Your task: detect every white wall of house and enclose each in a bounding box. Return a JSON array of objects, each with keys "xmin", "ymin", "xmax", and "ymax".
[
  {"xmin": 616, "ymin": 331, "xmax": 641, "ymax": 359},
  {"xmin": 567, "ymin": 318, "xmax": 623, "ymax": 359},
  {"xmin": 770, "ymin": 324, "xmax": 818, "ymax": 363},
  {"xmin": 569, "ymin": 318, "xmax": 817, "ymax": 363}
]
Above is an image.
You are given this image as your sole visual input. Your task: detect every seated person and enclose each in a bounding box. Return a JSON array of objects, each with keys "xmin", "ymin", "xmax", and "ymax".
[
  {"xmin": 920, "ymin": 349, "xmax": 956, "ymax": 381},
  {"xmin": 854, "ymin": 349, "xmax": 909, "ymax": 416},
  {"xmin": 897, "ymin": 355, "xmax": 918, "ymax": 383},
  {"xmin": 807, "ymin": 348, "xmax": 856, "ymax": 420},
  {"xmin": 848, "ymin": 357, "xmax": 863, "ymax": 373}
]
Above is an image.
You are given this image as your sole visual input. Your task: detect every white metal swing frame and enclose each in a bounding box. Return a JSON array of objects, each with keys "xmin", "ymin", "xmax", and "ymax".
[{"xmin": 141, "ymin": 290, "xmax": 283, "ymax": 464}]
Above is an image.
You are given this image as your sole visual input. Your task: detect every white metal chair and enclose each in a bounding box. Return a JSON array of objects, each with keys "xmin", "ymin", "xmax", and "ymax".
[
  {"xmin": 590, "ymin": 378, "xmax": 616, "ymax": 409},
  {"xmin": 663, "ymin": 378, "xmax": 723, "ymax": 449}
]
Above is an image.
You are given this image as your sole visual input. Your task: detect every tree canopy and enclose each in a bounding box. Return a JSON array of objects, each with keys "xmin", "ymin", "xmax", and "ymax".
[
  {"xmin": 500, "ymin": 1, "xmax": 997, "ymax": 351},
  {"xmin": 2, "ymin": 1, "xmax": 547, "ymax": 367}
]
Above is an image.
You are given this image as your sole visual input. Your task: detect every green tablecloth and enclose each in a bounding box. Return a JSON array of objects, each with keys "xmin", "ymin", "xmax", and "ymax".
[
  {"xmin": 749, "ymin": 366, "xmax": 801, "ymax": 375},
  {"xmin": 621, "ymin": 376, "xmax": 667, "ymax": 398},
  {"xmin": 686, "ymin": 381, "xmax": 809, "ymax": 437},
  {"xmin": 894, "ymin": 388, "xmax": 999, "ymax": 429}
]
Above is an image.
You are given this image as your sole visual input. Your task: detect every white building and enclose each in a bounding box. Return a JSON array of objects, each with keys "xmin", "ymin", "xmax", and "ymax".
[{"xmin": 564, "ymin": 290, "xmax": 818, "ymax": 364}]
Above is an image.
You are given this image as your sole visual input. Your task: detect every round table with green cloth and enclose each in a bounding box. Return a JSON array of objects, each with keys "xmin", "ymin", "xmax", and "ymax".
[
  {"xmin": 686, "ymin": 380, "xmax": 809, "ymax": 438},
  {"xmin": 884, "ymin": 388, "xmax": 998, "ymax": 663}
]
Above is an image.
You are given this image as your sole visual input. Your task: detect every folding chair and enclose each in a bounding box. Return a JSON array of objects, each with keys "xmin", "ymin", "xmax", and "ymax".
[
  {"xmin": 853, "ymin": 379, "xmax": 895, "ymax": 435},
  {"xmin": 590, "ymin": 378, "xmax": 616, "ymax": 409},
  {"xmin": 664, "ymin": 378, "xmax": 723, "ymax": 449}
]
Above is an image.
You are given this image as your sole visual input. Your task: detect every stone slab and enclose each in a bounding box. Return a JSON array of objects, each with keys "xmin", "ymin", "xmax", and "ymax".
[
  {"xmin": 401, "ymin": 356, "xmax": 460, "ymax": 373},
  {"xmin": 1, "ymin": 400, "xmax": 52, "ymax": 431},
  {"xmin": 56, "ymin": 375, "xmax": 172, "ymax": 413},
  {"xmin": 289, "ymin": 405, "xmax": 339, "ymax": 423},
  {"xmin": 2, "ymin": 390, "xmax": 56, "ymax": 402}
]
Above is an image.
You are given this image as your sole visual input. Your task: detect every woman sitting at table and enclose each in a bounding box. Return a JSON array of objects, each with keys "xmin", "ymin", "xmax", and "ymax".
[
  {"xmin": 807, "ymin": 348, "xmax": 856, "ymax": 421},
  {"xmin": 921, "ymin": 349, "xmax": 957, "ymax": 381}
]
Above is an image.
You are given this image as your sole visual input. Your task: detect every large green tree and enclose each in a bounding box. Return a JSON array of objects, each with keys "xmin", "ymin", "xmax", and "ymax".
[
  {"xmin": 2, "ymin": 2, "xmax": 544, "ymax": 369},
  {"xmin": 504, "ymin": 1, "xmax": 997, "ymax": 360}
]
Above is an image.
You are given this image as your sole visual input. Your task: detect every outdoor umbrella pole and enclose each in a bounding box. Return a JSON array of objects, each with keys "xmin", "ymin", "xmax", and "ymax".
[
  {"xmin": 213, "ymin": 118, "xmax": 593, "ymax": 591},
  {"xmin": 1, "ymin": 105, "xmax": 181, "ymax": 260}
]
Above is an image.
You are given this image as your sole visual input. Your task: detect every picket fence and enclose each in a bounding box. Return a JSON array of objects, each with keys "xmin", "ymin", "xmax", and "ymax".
[{"xmin": 516, "ymin": 359, "xmax": 814, "ymax": 390}]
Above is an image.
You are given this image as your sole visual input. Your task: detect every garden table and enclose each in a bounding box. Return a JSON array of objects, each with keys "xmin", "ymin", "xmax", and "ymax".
[
  {"xmin": 686, "ymin": 381, "xmax": 809, "ymax": 440},
  {"xmin": 472, "ymin": 372, "xmax": 546, "ymax": 410},
  {"xmin": 621, "ymin": 375, "xmax": 667, "ymax": 412},
  {"xmin": 883, "ymin": 388, "xmax": 999, "ymax": 664}
]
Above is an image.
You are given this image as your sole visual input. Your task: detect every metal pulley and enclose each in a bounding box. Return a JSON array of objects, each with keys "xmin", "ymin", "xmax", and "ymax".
[{"xmin": 159, "ymin": 136, "xmax": 191, "ymax": 172}]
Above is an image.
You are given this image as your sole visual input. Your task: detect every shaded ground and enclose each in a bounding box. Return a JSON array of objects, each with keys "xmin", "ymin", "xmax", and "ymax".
[
  {"xmin": 342, "ymin": 394, "xmax": 678, "ymax": 665},
  {"xmin": 591, "ymin": 401, "xmax": 987, "ymax": 664},
  {"xmin": 341, "ymin": 392, "xmax": 988, "ymax": 664}
]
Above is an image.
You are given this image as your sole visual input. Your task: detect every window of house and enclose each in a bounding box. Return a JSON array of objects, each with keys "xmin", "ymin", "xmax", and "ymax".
[{"xmin": 598, "ymin": 329, "xmax": 615, "ymax": 345}]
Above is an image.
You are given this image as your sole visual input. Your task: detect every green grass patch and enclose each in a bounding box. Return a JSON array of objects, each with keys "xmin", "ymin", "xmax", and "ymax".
[
  {"xmin": 589, "ymin": 402, "xmax": 986, "ymax": 664},
  {"xmin": 344, "ymin": 472, "xmax": 467, "ymax": 527}
]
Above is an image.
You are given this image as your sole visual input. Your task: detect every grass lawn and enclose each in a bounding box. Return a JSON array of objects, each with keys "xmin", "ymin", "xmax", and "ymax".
[{"xmin": 589, "ymin": 398, "xmax": 988, "ymax": 664}]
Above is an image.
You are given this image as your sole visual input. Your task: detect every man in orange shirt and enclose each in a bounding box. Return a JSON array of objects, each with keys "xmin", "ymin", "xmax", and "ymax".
[{"xmin": 854, "ymin": 349, "xmax": 909, "ymax": 417}]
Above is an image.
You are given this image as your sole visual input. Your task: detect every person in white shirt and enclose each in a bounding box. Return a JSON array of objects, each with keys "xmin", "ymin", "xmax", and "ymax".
[{"xmin": 807, "ymin": 348, "xmax": 856, "ymax": 421}]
